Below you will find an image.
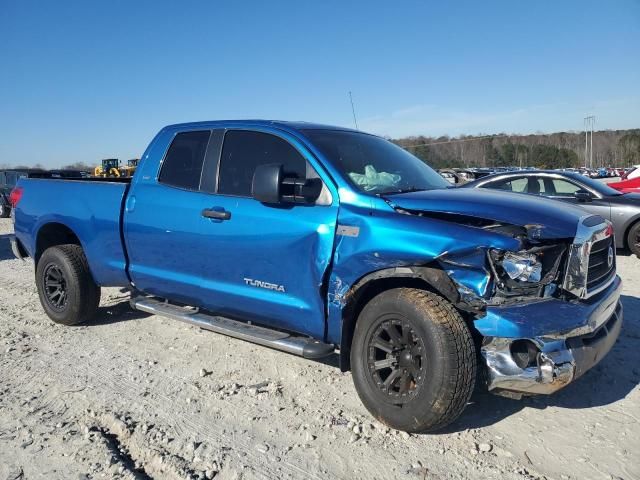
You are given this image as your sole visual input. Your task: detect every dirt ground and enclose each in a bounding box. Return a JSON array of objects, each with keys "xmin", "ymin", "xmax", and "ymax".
[{"xmin": 0, "ymin": 217, "xmax": 638, "ymax": 480}]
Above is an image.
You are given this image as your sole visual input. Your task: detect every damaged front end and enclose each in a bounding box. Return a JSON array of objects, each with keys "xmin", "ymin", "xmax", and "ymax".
[
  {"xmin": 480, "ymin": 285, "xmax": 622, "ymax": 398},
  {"xmin": 417, "ymin": 212, "xmax": 570, "ymax": 311},
  {"xmin": 393, "ymin": 208, "xmax": 623, "ymax": 398}
]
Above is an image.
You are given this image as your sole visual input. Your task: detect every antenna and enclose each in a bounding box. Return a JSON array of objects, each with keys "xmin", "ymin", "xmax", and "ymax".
[{"xmin": 349, "ymin": 91, "xmax": 359, "ymax": 130}]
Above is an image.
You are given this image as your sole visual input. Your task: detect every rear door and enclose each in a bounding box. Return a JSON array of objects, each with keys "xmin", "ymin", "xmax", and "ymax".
[
  {"xmin": 193, "ymin": 128, "xmax": 339, "ymax": 339},
  {"xmin": 124, "ymin": 129, "xmax": 224, "ymax": 306}
]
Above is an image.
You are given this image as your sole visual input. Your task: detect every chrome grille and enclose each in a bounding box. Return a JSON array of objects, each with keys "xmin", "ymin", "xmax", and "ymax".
[
  {"xmin": 563, "ymin": 216, "xmax": 616, "ymax": 299},
  {"xmin": 587, "ymin": 236, "xmax": 615, "ymax": 289}
]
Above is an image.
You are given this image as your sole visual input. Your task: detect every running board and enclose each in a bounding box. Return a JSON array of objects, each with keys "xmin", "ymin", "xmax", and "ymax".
[{"xmin": 130, "ymin": 296, "xmax": 335, "ymax": 359}]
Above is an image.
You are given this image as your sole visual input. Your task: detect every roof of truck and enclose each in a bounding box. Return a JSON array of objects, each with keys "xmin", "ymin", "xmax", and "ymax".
[{"xmin": 162, "ymin": 120, "xmax": 362, "ymax": 134}]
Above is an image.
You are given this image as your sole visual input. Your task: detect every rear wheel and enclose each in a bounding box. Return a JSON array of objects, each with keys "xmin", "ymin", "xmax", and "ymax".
[
  {"xmin": 36, "ymin": 245, "xmax": 100, "ymax": 325},
  {"xmin": 627, "ymin": 222, "xmax": 640, "ymax": 258},
  {"xmin": 350, "ymin": 288, "xmax": 476, "ymax": 433},
  {"xmin": 0, "ymin": 203, "xmax": 9, "ymax": 218}
]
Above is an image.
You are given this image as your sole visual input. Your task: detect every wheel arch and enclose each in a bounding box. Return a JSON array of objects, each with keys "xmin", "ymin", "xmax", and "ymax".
[
  {"xmin": 622, "ymin": 215, "xmax": 640, "ymax": 250},
  {"xmin": 338, "ymin": 265, "xmax": 462, "ymax": 372},
  {"xmin": 35, "ymin": 222, "xmax": 83, "ymax": 265}
]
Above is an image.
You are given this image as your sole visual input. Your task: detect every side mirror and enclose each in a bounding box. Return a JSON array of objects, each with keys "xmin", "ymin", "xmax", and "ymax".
[
  {"xmin": 252, "ymin": 163, "xmax": 323, "ymax": 205},
  {"xmin": 574, "ymin": 189, "xmax": 593, "ymax": 202},
  {"xmin": 252, "ymin": 163, "xmax": 283, "ymax": 204}
]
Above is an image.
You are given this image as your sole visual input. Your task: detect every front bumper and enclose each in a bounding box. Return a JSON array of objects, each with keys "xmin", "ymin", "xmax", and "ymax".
[{"xmin": 480, "ymin": 275, "xmax": 623, "ymax": 397}]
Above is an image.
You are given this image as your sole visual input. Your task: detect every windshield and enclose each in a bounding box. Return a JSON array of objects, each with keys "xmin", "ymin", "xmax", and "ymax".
[
  {"xmin": 302, "ymin": 130, "xmax": 450, "ymax": 194},
  {"xmin": 564, "ymin": 172, "xmax": 623, "ymax": 196}
]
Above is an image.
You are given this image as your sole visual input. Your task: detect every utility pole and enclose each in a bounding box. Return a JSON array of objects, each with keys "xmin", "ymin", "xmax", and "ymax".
[
  {"xmin": 591, "ymin": 116, "xmax": 594, "ymax": 168},
  {"xmin": 349, "ymin": 91, "xmax": 359, "ymax": 130},
  {"xmin": 584, "ymin": 117, "xmax": 588, "ymax": 168},
  {"xmin": 584, "ymin": 115, "xmax": 595, "ymax": 168}
]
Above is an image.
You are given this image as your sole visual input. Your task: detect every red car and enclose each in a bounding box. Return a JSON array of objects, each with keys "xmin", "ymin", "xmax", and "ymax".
[{"xmin": 608, "ymin": 176, "xmax": 640, "ymax": 193}]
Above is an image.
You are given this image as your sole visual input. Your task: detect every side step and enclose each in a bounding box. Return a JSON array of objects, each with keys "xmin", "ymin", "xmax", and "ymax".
[{"xmin": 130, "ymin": 296, "xmax": 335, "ymax": 359}]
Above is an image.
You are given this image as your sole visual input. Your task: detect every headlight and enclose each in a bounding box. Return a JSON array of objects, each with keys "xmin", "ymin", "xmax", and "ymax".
[{"xmin": 500, "ymin": 252, "xmax": 542, "ymax": 283}]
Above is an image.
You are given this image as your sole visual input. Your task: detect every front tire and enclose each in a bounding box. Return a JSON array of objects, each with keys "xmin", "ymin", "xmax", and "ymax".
[
  {"xmin": 350, "ymin": 288, "xmax": 476, "ymax": 433},
  {"xmin": 36, "ymin": 245, "xmax": 100, "ymax": 325},
  {"xmin": 627, "ymin": 222, "xmax": 640, "ymax": 258}
]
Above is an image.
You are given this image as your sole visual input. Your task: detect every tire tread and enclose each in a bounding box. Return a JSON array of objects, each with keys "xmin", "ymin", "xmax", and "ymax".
[
  {"xmin": 351, "ymin": 287, "xmax": 476, "ymax": 433},
  {"xmin": 36, "ymin": 244, "xmax": 100, "ymax": 325}
]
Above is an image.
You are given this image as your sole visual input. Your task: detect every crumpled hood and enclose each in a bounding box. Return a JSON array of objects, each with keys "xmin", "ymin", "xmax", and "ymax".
[{"xmin": 384, "ymin": 188, "xmax": 589, "ymax": 240}]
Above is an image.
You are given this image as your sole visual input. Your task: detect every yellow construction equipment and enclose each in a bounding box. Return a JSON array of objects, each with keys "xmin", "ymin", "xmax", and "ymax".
[
  {"xmin": 94, "ymin": 159, "xmax": 121, "ymax": 178},
  {"xmin": 119, "ymin": 159, "xmax": 139, "ymax": 178}
]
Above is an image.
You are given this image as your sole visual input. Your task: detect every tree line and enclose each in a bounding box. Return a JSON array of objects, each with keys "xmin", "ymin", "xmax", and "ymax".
[
  {"xmin": 394, "ymin": 129, "xmax": 640, "ymax": 170},
  {"xmin": 2, "ymin": 130, "xmax": 640, "ymax": 172}
]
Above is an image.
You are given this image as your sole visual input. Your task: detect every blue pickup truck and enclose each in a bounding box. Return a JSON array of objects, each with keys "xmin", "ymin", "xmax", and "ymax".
[{"xmin": 10, "ymin": 121, "xmax": 623, "ymax": 432}]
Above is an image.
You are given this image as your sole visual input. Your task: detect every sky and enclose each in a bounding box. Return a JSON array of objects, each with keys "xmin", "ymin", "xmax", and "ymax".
[{"xmin": 1, "ymin": 0, "xmax": 639, "ymax": 167}]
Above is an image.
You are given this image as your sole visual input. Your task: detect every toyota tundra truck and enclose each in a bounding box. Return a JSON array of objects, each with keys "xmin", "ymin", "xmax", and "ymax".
[{"xmin": 9, "ymin": 121, "xmax": 623, "ymax": 432}]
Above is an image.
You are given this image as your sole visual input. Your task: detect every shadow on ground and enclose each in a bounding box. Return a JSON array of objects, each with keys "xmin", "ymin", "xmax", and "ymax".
[
  {"xmin": 81, "ymin": 298, "xmax": 152, "ymax": 326},
  {"xmin": 441, "ymin": 294, "xmax": 640, "ymax": 433},
  {"xmin": 616, "ymin": 248, "xmax": 635, "ymax": 258},
  {"xmin": 0, "ymin": 234, "xmax": 15, "ymax": 261}
]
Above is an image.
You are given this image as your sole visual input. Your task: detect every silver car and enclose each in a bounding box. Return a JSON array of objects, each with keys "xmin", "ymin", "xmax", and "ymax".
[{"xmin": 464, "ymin": 170, "xmax": 640, "ymax": 257}]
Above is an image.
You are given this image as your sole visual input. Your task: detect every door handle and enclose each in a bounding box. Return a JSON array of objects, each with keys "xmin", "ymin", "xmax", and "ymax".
[{"xmin": 201, "ymin": 208, "xmax": 231, "ymax": 220}]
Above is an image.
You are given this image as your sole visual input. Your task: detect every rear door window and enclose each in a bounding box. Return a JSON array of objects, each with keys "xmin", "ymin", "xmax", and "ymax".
[
  {"xmin": 158, "ymin": 131, "xmax": 211, "ymax": 190},
  {"xmin": 510, "ymin": 178, "xmax": 528, "ymax": 192},
  {"xmin": 526, "ymin": 177, "xmax": 546, "ymax": 195},
  {"xmin": 483, "ymin": 177, "xmax": 527, "ymax": 193},
  {"xmin": 217, "ymin": 130, "xmax": 306, "ymax": 197}
]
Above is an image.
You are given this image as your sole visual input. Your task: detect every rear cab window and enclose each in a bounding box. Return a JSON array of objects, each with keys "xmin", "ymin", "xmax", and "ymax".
[{"xmin": 158, "ymin": 131, "xmax": 212, "ymax": 190}]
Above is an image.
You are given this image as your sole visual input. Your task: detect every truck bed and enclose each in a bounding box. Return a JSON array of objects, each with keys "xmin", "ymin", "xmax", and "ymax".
[{"xmin": 13, "ymin": 177, "xmax": 131, "ymax": 286}]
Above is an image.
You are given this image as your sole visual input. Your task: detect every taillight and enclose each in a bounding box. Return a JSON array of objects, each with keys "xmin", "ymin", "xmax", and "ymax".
[{"xmin": 9, "ymin": 187, "xmax": 23, "ymax": 207}]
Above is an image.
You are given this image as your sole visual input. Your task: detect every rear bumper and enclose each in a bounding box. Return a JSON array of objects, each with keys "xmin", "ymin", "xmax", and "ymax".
[
  {"xmin": 480, "ymin": 276, "xmax": 623, "ymax": 397},
  {"xmin": 9, "ymin": 234, "xmax": 25, "ymax": 260}
]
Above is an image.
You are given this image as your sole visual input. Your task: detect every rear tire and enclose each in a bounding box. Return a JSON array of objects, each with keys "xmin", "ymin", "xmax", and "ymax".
[
  {"xmin": 0, "ymin": 203, "xmax": 9, "ymax": 218},
  {"xmin": 627, "ymin": 222, "xmax": 640, "ymax": 258},
  {"xmin": 36, "ymin": 245, "xmax": 100, "ymax": 325},
  {"xmin": 350, "ymin": 288, "xmax": 476, "ymax": 433}
]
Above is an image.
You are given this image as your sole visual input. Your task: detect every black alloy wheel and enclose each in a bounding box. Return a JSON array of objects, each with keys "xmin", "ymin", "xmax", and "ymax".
[
  {"xmin": 36, "ymin": 244, "xmax": 100, "ymax": 325},
  {"xmin": 350, "ymin": 288, "xmax": 476, "ymax": 433},
  {"xmin": 367, "ymin": 316, "xmax": 426, "ymax": 403},
  {"xmin": 43, "ymin": 263, "xmax": 68, "ymax": 311}
]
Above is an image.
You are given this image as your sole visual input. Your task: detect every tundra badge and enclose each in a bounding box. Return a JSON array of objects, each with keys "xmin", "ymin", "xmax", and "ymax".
[{"xmin": 244, "ymin": 278, "xmax": 286, "ymax": 293}]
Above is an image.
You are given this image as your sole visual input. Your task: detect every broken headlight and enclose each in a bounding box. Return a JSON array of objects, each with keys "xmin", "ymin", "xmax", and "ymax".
[{"xmin": 498, "ymin": 252, "xmax": 542, "ymax": 283}]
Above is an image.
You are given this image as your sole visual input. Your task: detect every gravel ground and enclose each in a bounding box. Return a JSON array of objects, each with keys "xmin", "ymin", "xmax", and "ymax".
[{"xmin": 0, "ymin": 217, "xmax": 638, "ymax": 480}]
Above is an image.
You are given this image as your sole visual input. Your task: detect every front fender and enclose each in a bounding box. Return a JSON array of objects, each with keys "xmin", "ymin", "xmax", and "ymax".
[{"xmin": 326, "ymin": 199, "xmax": 520, "ymax": 345}]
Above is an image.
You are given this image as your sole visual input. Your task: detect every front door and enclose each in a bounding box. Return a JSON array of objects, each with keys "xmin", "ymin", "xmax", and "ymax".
[
  {"xmin": 195, "ymin": 128, "xmax": 339, "ymax": 339},
  {"xmin": 536, "ymin": 176, "xmax": 612, "ymax": 221}
]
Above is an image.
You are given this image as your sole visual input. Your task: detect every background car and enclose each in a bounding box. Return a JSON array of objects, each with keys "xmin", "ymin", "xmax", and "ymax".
[
  {"xmin": 438, "ymin": 169, "xmax": 461, "ymax": 184},
  {"xmin": 609, "ymin": 176, "xmax": 640, "ymax": 194},
  {"xmin": 0, "ymin": 169, "xmax": 45, "ymax": 217},
  {"xmin": 621, "ymin": 165, "xmax": 640, "ymax": 181},
  {"xmin": 463, "ymin": 170, "xmax": 640, "ymax": 257}
]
